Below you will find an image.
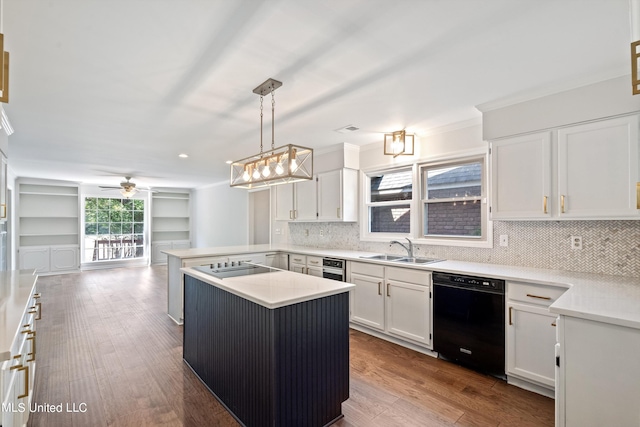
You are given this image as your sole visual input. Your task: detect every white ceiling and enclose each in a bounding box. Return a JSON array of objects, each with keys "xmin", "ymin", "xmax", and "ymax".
[{"xmin": 1, "ymin": 0, "xmax": 633, "ymax": 189}]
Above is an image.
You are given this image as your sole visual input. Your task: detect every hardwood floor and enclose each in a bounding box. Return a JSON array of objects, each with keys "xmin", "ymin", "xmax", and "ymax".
[{"xmin": 28, "ymin": 266, "xmax": 553, "ymax": 427}]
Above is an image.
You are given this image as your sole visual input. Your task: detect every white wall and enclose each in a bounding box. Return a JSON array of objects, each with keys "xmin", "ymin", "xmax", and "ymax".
[
  {"xmin": 359, "ymin": 122, "xmax": 485, "ymax": 171},
  {"xmin": 192, "ymin": 182, "xmax": 249, "ymax": 247}
]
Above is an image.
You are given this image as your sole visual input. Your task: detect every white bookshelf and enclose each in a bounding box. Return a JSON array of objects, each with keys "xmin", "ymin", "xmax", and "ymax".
[
  {"xmin": 18, "ymin": 181, "xmax": 80, "ymax": 274},
  {"xmin": 151, "ymin": 191, "xmax": 191, "ymax": 264}
]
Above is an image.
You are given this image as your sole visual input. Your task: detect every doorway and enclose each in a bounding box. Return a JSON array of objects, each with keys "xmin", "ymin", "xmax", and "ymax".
[{"xmin": 249, "ymin": 189, "xmax": 270, "ymax": 244}]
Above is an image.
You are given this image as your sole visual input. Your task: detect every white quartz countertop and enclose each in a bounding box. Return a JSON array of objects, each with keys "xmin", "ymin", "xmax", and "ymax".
[
  {"xmin": 181, "ymin": 266, "xmax": 355, "ymax": 309},
  {"xmin": 0, "ymin": 270, "xmax": 37, "ymax": 361},
  {"xmin": 167, "ymin": 244, "xmax": 640, "ymax": 329}
]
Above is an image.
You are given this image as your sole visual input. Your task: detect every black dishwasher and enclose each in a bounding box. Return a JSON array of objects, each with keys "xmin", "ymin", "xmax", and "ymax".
[{"xmin": 432, "ymin": 272, "xmax": 505, "ymax": 378}]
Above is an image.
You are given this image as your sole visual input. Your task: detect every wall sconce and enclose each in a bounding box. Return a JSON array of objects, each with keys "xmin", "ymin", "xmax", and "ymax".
[
  {"xmin": 633, "ymin": 40, "xmax": 639, "ymax": 95},
  {"xmin": 384, "ymin": 130, "xmax": 414, "ymax": 157}
]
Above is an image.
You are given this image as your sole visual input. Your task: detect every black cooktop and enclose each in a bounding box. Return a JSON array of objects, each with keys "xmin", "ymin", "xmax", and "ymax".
[{"xmin": 193, "ymin": 264, "xmax": 278, "ymax": 279}]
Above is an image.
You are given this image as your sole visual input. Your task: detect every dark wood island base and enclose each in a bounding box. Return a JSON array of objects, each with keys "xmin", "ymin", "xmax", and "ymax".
[{"xmin": 183, "ymin": 275, "xmax": 350, "ymax": 427}]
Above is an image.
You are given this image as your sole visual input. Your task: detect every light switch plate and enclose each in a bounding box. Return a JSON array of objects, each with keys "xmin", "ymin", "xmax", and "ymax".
[{"xmin": 499, "ymin": 235, "xmax": 508, "ymax": 247}]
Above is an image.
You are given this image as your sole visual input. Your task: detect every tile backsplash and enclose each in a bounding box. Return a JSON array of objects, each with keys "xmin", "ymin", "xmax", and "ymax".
[{"xmin": 287, "ymin": 220, "xmax": 640, "ymax": 277}]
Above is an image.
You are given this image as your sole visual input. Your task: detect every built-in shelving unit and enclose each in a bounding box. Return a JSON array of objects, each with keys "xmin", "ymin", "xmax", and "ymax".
[
  {"xmin": 151, "ymin": 190, "xmax": 191, "ymax": 264},
  {"xmin": 17, "ymin": 180, "xmax": 80, "ymax": 274}
]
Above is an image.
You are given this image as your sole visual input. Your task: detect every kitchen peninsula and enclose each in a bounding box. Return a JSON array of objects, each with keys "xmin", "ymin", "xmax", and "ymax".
[{"xmin": 181, "ymin": 264, "xmax": 354, "ymax": 427}]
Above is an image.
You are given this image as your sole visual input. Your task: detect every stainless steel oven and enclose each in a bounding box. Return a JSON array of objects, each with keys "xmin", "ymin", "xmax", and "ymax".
[{"xmin": 322, "ymin": 258, "xmax": 346, "ymax": 281}]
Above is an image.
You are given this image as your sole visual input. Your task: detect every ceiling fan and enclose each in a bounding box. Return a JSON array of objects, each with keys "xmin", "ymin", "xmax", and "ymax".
[{"xmin": 99, "ymin": 177, "xmax": 154, "ymax": 198}]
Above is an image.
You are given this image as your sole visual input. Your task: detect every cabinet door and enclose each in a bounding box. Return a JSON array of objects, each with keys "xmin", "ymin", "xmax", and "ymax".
[
  {"xmin": 294, "ymin": 179, "xmax": 317, "ymax": 221},
  {"xmin": 152, "ymin": 242, "xmax": 172, "ymax": 264},
  {"xmin": 490, "ymin": 132, "xmax": 551, "ymax": 219},
  {"xmin": 19, "ymin": 247, "xmax": 50, "ymax": 273},
  {"xmin": 350, "ymin": 272, "xmax": 385, "ymax": 331},
  {"xmin": 50, "ymin": 245, "xmax": 79, "ymax": 272},
  {"xmin": 290, "ymin": 263, "xmax": 306, "ymax": 274},
  {"xmin": 557, "ymin": 115, "xmax": 639, "ymax": 218},
  {"xmin": 274, "ymin": 184, "xmax": 295, "ymax": 221},
  {"xmin": 317, "ymin": 170, "xmax": 342, "ymax": 221},
  {"xmin": 386, "ymin": 279, "xmax": 431, "ymax": 346},
  {"xmin": 507, "ymin": 302, "xmax": 557, "ymax": 387},
  {"xmin": 172, "ymin": 241, "xmax": 191, "ymax": 250},
  {"xmin": 307, "ymin": 266, "xmax": 323, "ymax": 277}
]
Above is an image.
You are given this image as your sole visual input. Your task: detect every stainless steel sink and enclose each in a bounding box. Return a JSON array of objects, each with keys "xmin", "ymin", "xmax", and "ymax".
[
  {"xmin": 395, "ymin": 257, "xmax": 443, "ymax": 264},
  {"xmin": 360, "ymin": 254, "xmax": 403, "ymax": 261}
]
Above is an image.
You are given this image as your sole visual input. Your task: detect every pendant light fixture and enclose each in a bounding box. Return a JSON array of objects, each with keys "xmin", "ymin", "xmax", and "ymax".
[{"xmin": 230, "ymin": 78, "xmax": 313, "ymax": 188}]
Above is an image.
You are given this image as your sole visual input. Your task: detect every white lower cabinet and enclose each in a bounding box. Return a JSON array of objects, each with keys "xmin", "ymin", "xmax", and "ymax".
[
  {"xmin": 19, "ymin": 245, "xmax": 79, "ymax": 274},
  {"xmin": 507, "ymin": 302, "xmax": 557, "ymax": 388},
  {"xmin": 152, "ymin": 240, "xmax": 190, "ymax": 264},
  {"xmin": 349, "ymin": 262, "xmax": 432, "ymax": 348},
  {"xmin": 350, "ymin": 270, "xmax": 385, "ymax": 331},
  {"xmin": 1, "ymin": 276, "xmax": 39, "ymax": 427},
  {"xmin": 288, "ymin": 254, "xmax": 323, "ymax": 277},
  {"xmin": 557, "ymin": 316, "xmax": 640, "ymax": 427},
  {"xmin": 264, "ymin": 253, "xmax": 288, "ymax": 270},
  {"xmin": 506, "ymin": 281, "xmax": 566, "ymax": 395}
]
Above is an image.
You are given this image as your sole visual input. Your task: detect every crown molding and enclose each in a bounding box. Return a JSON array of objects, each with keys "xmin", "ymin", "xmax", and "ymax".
[{"xmin": 475, "ymin": 72, "xmax": 629, "ymax": 113}]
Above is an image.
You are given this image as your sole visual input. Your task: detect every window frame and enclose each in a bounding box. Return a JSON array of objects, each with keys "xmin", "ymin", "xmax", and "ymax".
[
  {"xmin": 419, "ymin": 156, "xmax": 488, "ymax": 244},
  {"xmin": 360, "ymin": 165, "xmax": 415, "ymax": 241},
  {"xmin": 80, "ymin": 191, "xmax": 150, "ymax": 266},
  {"xmin": 360, "ymin": 150, "xmax": 493, "ymax": 248}
]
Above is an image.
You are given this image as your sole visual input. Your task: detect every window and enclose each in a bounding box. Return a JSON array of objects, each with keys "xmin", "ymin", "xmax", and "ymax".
[
  {"xmin": 421, "ymin": 160, "xmax": 484, "ymax": 239},
  {"xmin": 361, "ymin": 154, "xmax": 490, "ymax": 247},
  {"xmin": 366, "ymin": 168, "xmax": 412, "ymax": 234},
  {"xmin": 84, "ymin": 197, "xmax": 145, "ymax": 262}
]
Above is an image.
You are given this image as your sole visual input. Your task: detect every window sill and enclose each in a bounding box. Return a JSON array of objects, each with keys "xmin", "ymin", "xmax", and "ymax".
[{"xmin": 360, "ymin": 235, "xmax": 493, "ymax": 249}]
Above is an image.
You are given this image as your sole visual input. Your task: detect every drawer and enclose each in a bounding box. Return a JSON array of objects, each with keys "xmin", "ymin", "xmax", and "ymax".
[
  {"xmin": 507, "ymin": 281, "xmax": 567, "ymax": 307},
  {"xmin": 289, "ymin": 254, "xmax": 306, "ymax": 265},
  {"xmin": 386, "ymin": 267, "xmax": 431, "ymax": 285},
  {"xmin": 306, "ymin": 256, "xmax": 323, "ymax": 267},
  {"xmin": 349, "ymin": 261, "xmax": 384, "ymax": 278}
]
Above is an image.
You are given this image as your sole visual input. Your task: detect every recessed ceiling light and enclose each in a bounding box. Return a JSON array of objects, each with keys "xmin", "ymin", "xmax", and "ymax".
[
  {"xmin": 225, "ymin": 160, "xmax": 233, "ymax": 164},
  {"xmin": 178, "ymin": 153, "xmax": 189, "ymax": 158}
]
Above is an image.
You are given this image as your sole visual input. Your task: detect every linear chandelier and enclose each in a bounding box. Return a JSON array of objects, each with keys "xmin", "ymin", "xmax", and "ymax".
[{"xmin": 230, "ymin": 78, "xmax": 313, "ymax": 189}]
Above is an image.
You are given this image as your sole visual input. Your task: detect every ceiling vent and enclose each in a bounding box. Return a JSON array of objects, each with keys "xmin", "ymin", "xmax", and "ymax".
[{"xmin": 334, "ymin": 124, "xmax": 360, "ymax": 134}]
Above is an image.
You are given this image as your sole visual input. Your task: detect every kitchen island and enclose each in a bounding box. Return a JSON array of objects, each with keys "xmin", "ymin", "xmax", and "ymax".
[{"xmin": 181, "ymin": 265, "xmax": 355, "ymax": 427}]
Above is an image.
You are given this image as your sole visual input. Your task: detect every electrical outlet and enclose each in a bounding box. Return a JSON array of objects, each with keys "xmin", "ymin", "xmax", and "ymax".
[
  {"xmin": 571, "ymin": 235, "xmax": 582, "ymax": 250},
  {"xmin": 499, "ymin": 235, "xmax": 509, "ymax": 247},
  {"xmin": 319, "ymin": 229, "xmax": 324, "ymax": 237}
]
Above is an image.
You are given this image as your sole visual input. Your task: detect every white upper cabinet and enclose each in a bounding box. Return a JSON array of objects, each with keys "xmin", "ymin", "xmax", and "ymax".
[
  {"xmin": 274, "ymin": 183, "xmax": 295, "ymax": 221},
  {"xmin": 294, "ymin": 179, "xmax": 317, "ymax": 221},
  {"xmin": 273, "ymin": 168, "xmax": 358, "ymax": 222},
  {"xmin": 491, "ymin": 132, "xmax": 551, "ymax": 219},
  {"xmin": 317, "ymin": 169, "xmax": 358, "ymax": 222},
  {"xmin": 490, "ymin": 115, "xmax": 640, "ymax": 220},
  {"xmin": 557, "ymin": 116, "xmax": 639, "ymax": 218}
]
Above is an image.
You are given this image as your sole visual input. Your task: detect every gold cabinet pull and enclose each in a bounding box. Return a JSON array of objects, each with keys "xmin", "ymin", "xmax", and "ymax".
[
  {"xmin": 636, "ymin": 182, "xmax": 639, "ymax": 210},
  {"xmin": 337, "ymin": 207, "xmax": 341, "ymax": 218},
  {"xmin": 526, "ymin": 293, "xmax": 551, "ymax": 300},
  {"xmin": 508, "ymin": 306, "xmax": 513, "ymax": 325},
  {"xmin": 378, "ymin": 282, "xmax": 382, "ymax": 296},
  {"xmin": 543, "ymin": 196, "xmax": 548, "ymax": 214},
  {"xmin": 27, "ymin": 335, "xmax": 36, "ymax": 362},
  {"xmin": 289, "ymin": 210, "xmax": 293, "ymax": 219},
  {"xmin": 551, "ymin": 322, "xmax": 557, "ymax": 327},
  {"xmin": 33, "ymin": 293, "xmax": 41, "ymax": 299},
  {"xmin": 560, "ymin": 195, "xmax": 565, "ymax": 213},
  {"xmin": 17, "ymin": 365, "xmax": 29, "ymax": 399},
  {"xmin": 36, "ymin": 302, "xmax": 42, "ymax": 320},
  {"xmin": 386, "ymin": 283, "xmax": 391, "ymax": 297},
  {"xmin": 309, "ymin": 260, "xmax": 319, "ymax": 264}
]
